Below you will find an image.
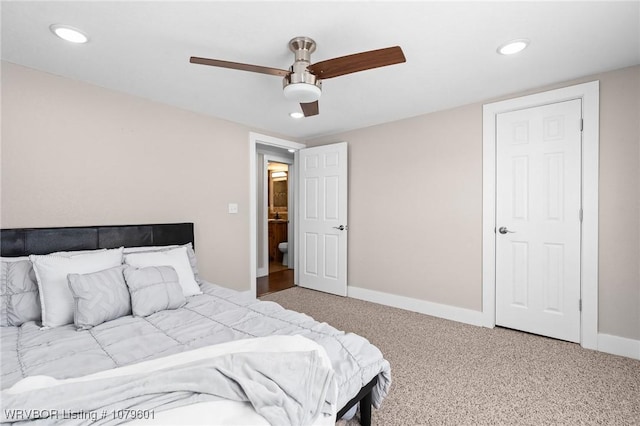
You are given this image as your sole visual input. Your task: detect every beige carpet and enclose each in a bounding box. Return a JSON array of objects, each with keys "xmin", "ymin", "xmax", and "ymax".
[{"xmin": 261, "ymin": 287, "xmax": 640, "ymax": 425}]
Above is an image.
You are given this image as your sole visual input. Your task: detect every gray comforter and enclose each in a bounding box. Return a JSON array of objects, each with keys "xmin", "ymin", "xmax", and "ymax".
[
  {"xmin": 2, "ymin": 350, "xmax": 335, "ymax": 426},
  {"xmin": 1, "ymin": 282, "xmax": 391, "ymax": 411}
]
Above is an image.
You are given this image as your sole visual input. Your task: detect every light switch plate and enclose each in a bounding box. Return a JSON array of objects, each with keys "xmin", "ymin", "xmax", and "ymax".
[{"xmin": 228, "ymin": 203, "xmax": 238, "ymax": 214}]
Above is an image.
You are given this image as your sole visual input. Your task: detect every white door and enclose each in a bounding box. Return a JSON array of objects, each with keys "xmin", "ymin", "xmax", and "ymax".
[
  {"xmin": 298, "ymin": 142, "xmax": 348, "ymax": 296},
  {"xmin": 495, "ymin": 99, "xmax": 582, "ymax": 342}
]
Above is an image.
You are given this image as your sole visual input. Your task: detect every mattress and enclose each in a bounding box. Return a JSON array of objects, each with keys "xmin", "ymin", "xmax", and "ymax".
[{"xmin": 1, "ymin": 281, "xmax": 391, "ymax": 411}]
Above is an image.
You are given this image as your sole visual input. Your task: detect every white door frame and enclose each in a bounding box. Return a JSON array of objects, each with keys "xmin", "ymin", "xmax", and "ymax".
[
  {"xmin": 249, "ymin": 132, "xmax": 306, "ymax": 296},
  {"xmin": 482, "ymin": 81, "xmax": 599, "ymax": 350}
]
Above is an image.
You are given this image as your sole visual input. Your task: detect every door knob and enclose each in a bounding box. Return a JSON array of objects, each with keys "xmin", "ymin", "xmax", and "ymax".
[
  {"xmin": 498, "ymin": 226, "xmax": 515, "ymax": 234},
  {"xmin": 333, "ymin": 225, "xmax": 347, "ymax": 231}
]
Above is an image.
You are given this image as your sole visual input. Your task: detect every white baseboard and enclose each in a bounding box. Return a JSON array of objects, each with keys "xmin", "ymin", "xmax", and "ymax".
[
  {"xmin": 347, "ymin": 286, "xmax": 640, "ymax": 361},
  {"xmin": 347, "ymin": 286, "xmax": 486, "ymax": 327},
  {"xmin": 598, "ymin": 333, "xmax": 640, "ymax": 360}
]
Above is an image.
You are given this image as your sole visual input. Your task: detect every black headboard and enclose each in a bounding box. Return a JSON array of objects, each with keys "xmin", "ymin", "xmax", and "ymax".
[{"xmin": 0, "ymin": 223, "xmax": 194, "ymax": 257}]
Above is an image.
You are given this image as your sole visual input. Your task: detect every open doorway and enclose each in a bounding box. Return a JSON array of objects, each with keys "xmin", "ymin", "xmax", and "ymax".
[
  {"xmin": 250, "ymin": 133, "xmax": 305, "ymax": 297},
  {"xmin": 257, "ymin": 159, "xmax": 295, "ymax": 296},
  {"xmin": 249, "ymin": 133, "xmax": 306, "ymax": 297},
  {"xmin": 266, "ymin": 161, "xmax": 289, "ymax": 273}
]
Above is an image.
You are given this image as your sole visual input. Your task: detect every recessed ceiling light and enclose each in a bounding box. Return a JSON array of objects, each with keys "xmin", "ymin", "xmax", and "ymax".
[
  {"xmin": 497, "ymin": 39, "xmax": 529, "ymax": 55},
  {"xmin": 288, "ymin": 149, "xmax": 296, "ymax": 153},
  {"xmin": 50, "ymin": 24, "xmax": 89, "ymax": 44},
  {"xmin": 289, "ymin": 112, "xmax": 304, "ymax": 119}
]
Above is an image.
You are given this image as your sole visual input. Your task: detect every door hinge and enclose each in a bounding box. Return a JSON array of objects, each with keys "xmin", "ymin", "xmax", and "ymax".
[
  {"xmin": 579, "ymin": 299, "xmax": 582, "ymax": 312},
  {"xmin": 579, "ymin": 208, "xmax": 583, "ymax": 222},
  {"xmin": 580, "ymin": 118, "xmax": 584, "ymax": 132}
]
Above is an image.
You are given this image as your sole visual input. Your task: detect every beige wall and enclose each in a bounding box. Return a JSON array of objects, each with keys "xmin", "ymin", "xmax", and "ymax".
[
  {"xmin": 594, "ymin": 66, "xmax": 640, "ymax": 339},
  {"xmin": 310, "ymin": 65, "xmax": 640, "ymax": 340},
  {"xmin": 314, "ymin": 105, "xmax": 484, "ymax": 311},
  {"xmin": 1, "ymin": 62, "xmax": 251, "ymax": 290},
  {"xmin": 2, "ymin": 61, "xmax": 638, "ymax": 340}
]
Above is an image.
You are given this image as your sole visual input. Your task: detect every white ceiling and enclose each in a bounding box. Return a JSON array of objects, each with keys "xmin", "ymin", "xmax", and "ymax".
[{"xmin": 2, "ymin": 1, "xmax": 639, "ymax": 140}]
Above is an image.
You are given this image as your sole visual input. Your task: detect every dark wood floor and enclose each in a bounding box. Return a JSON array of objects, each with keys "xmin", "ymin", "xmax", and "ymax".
[
  {"xmin": 269, "ymin": 262, "xmax": 289, "ymax": 274},
  {"xmin": 257, "ymin": 263, "xmax": 295, "ymax": 297}
]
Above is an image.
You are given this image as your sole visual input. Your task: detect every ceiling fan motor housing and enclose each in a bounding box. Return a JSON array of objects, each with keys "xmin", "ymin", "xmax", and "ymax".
[{"xmin": 283, "ymin": 36, "xmax": 322, "ymax": 103}]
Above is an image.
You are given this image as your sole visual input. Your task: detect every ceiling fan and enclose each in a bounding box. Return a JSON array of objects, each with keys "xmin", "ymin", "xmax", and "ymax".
[{"xmin": 190, "ymin": 37, "xmax": 406, "ymax": 117}]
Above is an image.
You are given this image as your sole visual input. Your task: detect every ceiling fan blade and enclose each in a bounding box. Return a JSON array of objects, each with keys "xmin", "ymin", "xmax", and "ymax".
[
  {"xmin": 300, "ymin": 101, "xmax": 319, "ymax": 117},
  {"xmin": 308, "ymin": 46, "xmax": 406, "ymax": 79},
  {"xmin": 190, "ymin": 57, "xmax": 289, "ymax": 77}
]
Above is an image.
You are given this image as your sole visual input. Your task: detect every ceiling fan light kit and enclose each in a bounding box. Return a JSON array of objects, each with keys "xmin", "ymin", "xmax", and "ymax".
[
  {"xmin": 283, "ymin": 82, "xmax": 322, "ymax": 103},
  {"xmin": 190, "ymin": 36, "xmax": 406, "ymax": 117}
]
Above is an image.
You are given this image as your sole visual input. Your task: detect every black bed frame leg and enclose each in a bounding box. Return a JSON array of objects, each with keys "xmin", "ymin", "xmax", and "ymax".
[
  {"xmin": 360, "ymin": 390, "xmax": 372, "ymax": 426},
  {"xmin": 336, "ymin": 377, "xmax": 378, "ymax": 426}
]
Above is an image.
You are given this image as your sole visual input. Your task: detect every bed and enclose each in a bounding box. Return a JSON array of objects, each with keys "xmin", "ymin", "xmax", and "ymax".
[{"xmin": 0, "ymin": 223, "xmax": 391, "ymax": 425}]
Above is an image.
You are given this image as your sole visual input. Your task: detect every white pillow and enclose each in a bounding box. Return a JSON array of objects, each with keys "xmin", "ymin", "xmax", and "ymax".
[
  {"xmin": 123, "ymin": 247, "xmax": 201, "ymax": 297},
  {"xmin": 122, "ymin": 245, "xmax": 178, "ymax": 254},
  {"xmin": 0, "ymin": 256, "xmax": 30, "ymax": 262},
  {"xmin": 1, "ymin": 249, "xmax": 105, "ymax": 263},
  {"xmin": 50, "ymin": 248, "xmax": 107, "ymax": 257},
  {"xmin": 123, "ymin": 243, "xmax": 201, "ymax": 284},
  {"xmin": 30, "ymin": 248, "xmax": 124, "ymax": 328}
]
